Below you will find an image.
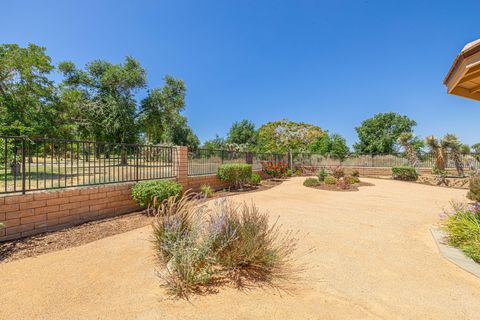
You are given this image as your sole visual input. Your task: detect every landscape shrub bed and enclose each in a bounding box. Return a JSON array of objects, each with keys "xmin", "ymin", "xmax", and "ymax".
[
  {"xmin": 392, "ymin": 166, "xmax": 419, "ymax": 181},
  {"xmin": 217, "ymin": 163, "xmax": 252, "ymax": 189},
  {"xmin": 442, "ymin": 202, "xmax": 480, "ymax": 263},
  {"xmin": 249, "ymin": 173, "xmax": 262, "ymax": 186},
  {"xmin": 131, "ymin": 180, "xmax": 182, "ymax": 210},
  {"xmin": 152, "ymin": 192, "xmax": 300, "ymax": 298}
]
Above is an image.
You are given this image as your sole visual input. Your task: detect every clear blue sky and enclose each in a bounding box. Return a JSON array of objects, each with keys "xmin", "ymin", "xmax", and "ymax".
[{"xmin": 2, "ymin": 0, "xmax": 480, "ymax": 146}]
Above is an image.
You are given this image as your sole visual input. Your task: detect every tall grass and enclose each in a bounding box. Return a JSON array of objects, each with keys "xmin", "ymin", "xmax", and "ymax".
[
  {"xmin": 151, "ymin": 192, "xmax": 303, "ymax": 298},
  {"xmin": 442, "ymin": 202, "xmax": 480, "ymax": 262}
]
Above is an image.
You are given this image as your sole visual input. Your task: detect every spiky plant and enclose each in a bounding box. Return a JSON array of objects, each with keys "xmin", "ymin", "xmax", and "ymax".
[
  {"xmin": 398, "ymin": 132, "xmax": 418, "ymax": 167},
  {"xmin": 426, "ymin": 135, "xmax": 446, "ymax": 172},
  {"xmin": 441, "ymin": 134, "xmax": 465, "ymax": 177}
]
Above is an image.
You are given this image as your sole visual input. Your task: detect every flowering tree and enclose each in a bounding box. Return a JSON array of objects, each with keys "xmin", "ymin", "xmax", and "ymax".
[{"xmin": 257, "ymin": 119, "xmax": 325, "ymax": 153}]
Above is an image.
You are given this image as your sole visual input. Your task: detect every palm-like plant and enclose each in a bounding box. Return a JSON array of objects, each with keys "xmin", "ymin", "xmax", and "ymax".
[
  {"xmin": 398, "ymin": 132, "xmax": 418, "ymax": 167},
  {"xmin": 426, "ymin": 135, "xmax": 446, "ymax": 172},
  {"xmin": 441, "ymin": 134, "xmax": 465, "ymax": 177}
]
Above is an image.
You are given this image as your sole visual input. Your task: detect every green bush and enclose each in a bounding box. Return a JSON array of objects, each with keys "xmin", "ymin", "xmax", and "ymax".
[
  {"xmin": 467, "ymin": 176, "xmax": 480, "ymax": 202},
  {"xmin": 324, "ymin": 175, "xmax": 337, "ymax": 185},
  {"xmin": 392, "ymin": 166, "xmax": 418, "ymax": 181},
  {"xmin": 249, "ymin": 173, "xmax": 262, "ymax": 186},
  {"xmin": 345, "ymin": 176, "xmax": 359, "ymax": 185},
  {"xmin": 317, "ymin": 168, "xmax": 327, "ymax": 181},
  {"xmin": 200, "ymin": 184, "xmax": 214, "ymax": 198},
  {"xmin": 351, "ymin": 170, "xmax": 360, "ymax": 178},
  {"xmin": 217, "ymin": 163, "xmax": 252, "ymax": 189},
  {"xmin": 443, "ymin": 203, "xmax": 480, "ymax": 262},
  {"xmin": 303, "ymin": 178, "xmax": 320, "ymax": 187},
  {"xmin": 131, "ymin": 180, "xmax": 183, "ymax": 209}
]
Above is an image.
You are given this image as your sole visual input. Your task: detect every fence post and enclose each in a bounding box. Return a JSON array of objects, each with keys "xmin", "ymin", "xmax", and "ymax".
[
  {"xmin": 371, "ymin": 154, "xmax": 374, "ymax": 167},
  {"xmin": 135, "ymin": 146, "xmax": 139, "ymax": 181},
  {"xmin": 21, "ymin": 137, "xmax": 26, "ymax": 194},
  {"xmin": 176, "ymin": 146, "xmax": 188, "ymax": 188}
]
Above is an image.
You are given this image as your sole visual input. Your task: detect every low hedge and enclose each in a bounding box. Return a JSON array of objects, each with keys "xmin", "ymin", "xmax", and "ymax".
[
  {"xmin": 324, "ymin": 175, "xmax": 337, "ymax": 185},
  {"xmin": 249, "ymin": 173, "xmax": 262, "ymax": 186},
  {"xmin": 132, "ymin": 180, "xmax": 183, "ymax": 208},
  {"xmin": 303, "ymin": 178, "xmax": 320, "ymax": 187},
  {"xmin": 392, "ymin": 166, "xmax": 418, "ymax": 181},
  {"xmin": 217, "ymin": 163, "xmax": 252, "ymax": 189}
]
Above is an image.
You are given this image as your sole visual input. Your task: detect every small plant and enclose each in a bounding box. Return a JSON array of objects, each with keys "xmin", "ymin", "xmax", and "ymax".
[
  {"xmin": 442, "ymin": 202, "xmax": 480, "ymax": 262},
  {"xmin": 324, "ymin": 175, "xmax": 337, "ymax": 185},
  {"xmin": 432, "ymin": 167, "xmax": 448, "ymax": 177},
  {"xmin": 262, "ymin": 161, "xmax": 289, "ymax": 178},
  {"xmin": 467, "ymin": 176, "xmax": 480, "ymax": 202},
  {"xmin": 391, "ymin": 166, "xmax": 418, "ymax": 181},
  {"xmin": 332, "ymin": 166, "xmax": 345, "ymax": 179},
  {"xmin": 249, "ymin": 173, "xmax": 262, "ymax": 186},
  {"xmin": 303, "ymin": 178, "xmax": 320, "ymax": 187},
  {"xmin": 200, "ymin": 184, "xmax": 214, "ymax": 198},
  {"xmin": 217, "ymin": 163, "xmax": 253, "ymax": 189},
  {"xmin": 351, "ymin": 170, "xmax": 360, "ymax": 178},
  {"xmin": 317, "ymin": 167, "xmax": 327, "ymax": 181},
  {"xmin": 345, "ymin": 176, "xmax": 359, "ymax": 185},
  {"xmin": 336, "ymin": 178, "xmax": 349, "ymax": 190},
  {"xmin": 131, "ymin": 180, "xmax": 182, "ymax": 212}
]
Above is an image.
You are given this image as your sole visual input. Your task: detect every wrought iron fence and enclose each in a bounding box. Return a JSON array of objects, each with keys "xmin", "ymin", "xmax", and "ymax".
[
  {"xmin": 187, "ymin": 149, "xmax": 283, "ymax": 176},
  {"xmin": 291, "ymin": 152, "xmax": 480, "ymax": 171},
  {"xmin": 1, "ymin": 136, "xmax": 178, "ymax": 194}
]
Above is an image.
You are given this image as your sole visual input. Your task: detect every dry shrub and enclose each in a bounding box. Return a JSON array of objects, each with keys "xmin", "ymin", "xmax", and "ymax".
[{"xmin": 152, "ymin": 192, "xmax": 304, "ymax": 298}]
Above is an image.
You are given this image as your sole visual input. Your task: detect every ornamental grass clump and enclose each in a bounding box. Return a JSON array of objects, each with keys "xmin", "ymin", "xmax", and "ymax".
[
  {"xmin": 152, "ymin": 192, "xmax": 302, "ymax": 298},
  {"xmin": 208, "ymin": 200, "xmax": 300, "ymax": 283},
  {"xmin": 200, "ymin": 184, "xmax": 214, "ymax": 198},
  {"xmin": 441, "ymin": 202, "xmax": 480, "ymax": 263}
]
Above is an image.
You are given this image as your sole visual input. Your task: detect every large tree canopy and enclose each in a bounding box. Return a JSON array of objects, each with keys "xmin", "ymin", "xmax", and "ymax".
[
  {"xmin": 353, "ymin": 112, "xmax": 417, "ymax": 154},
  {"xmin": 309, "ymin": 133, "xmax": 350, "ymax": 160},
  {"xmin": 226, "ymin": 120, "xmax": 257, "ymax": 147},
  {"xmin": 256, "ymin": 119, "xmax": 325, "ymax": 153},
  {"xmin": 0, "ymin": 43, "xmax": 59, "ymax": 136},
  {"xmin": 58, "ymin": 57, "xmax": 147, "ymax": 144}
]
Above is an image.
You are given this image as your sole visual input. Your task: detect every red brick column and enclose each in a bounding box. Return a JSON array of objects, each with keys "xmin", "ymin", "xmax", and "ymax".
[{"xmin": 177, "ymin": 146, "xmax": 188, "ymax": 187}]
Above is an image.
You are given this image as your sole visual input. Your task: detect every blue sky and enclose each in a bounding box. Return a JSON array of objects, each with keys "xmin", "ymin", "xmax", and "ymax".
[{"xmin": 2, "ymin": 0, "xmax": 480, "ymax": 146}]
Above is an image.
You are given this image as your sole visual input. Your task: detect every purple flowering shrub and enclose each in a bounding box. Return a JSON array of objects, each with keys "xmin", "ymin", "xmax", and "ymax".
[
  {"xmin": 152, "ymin": 191, "xmax": 301, "ymax": 297},
  {"xmin": 441, "ymin": 201, "xmax": 480, "ymax": 263}
]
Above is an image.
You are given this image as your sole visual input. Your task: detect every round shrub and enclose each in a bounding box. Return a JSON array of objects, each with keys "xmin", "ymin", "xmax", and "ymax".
[
  {"xmin": 303, "ymin": 178, "xmax": 320, "ymax": 187},
  {"xmin": 467, "ymin": 176, "xmax": 480, "ymax": 202},
  {"xmin": 249, "ymin": 173, "xmax": 262, "ymax": 186},
  {"xmin": 217, "ymin": 163, "xmax": 252, "ymax": 189},
  {"xmin": 392, "ymin": 166, "xmax": 418, "ymax": 181},
  {"xmin": 132, "ymin": 180, "xmax": 183, "ymax": 208},
  {"xmin": 324, "ymin": 175, "xmax": 337, "ymax": 185},
  {"xmin": 345, "ymin": 176, "xmax": 359, "ymax": 185},
  {"xmin": 351, "ymin": 170, "xmax": 360, "ymax": 178}
]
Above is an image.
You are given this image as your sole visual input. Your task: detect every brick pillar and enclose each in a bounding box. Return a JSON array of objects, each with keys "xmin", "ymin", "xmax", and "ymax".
[{"xmin": 177, "ymin": 146, "xmax": 188, "ymax": 189}]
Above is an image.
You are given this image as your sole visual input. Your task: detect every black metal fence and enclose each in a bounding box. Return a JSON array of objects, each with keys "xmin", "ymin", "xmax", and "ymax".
[
  {"xmin": 187, "ymin": 149, "xmax": 283, "ymax": 176},
  {"xmin": 292, "ymin": 152, "xmax": 480, "ymax": 171},
  {"xmin": 1, "ymin": 136, "xmax": 178, "ymax": 194}
]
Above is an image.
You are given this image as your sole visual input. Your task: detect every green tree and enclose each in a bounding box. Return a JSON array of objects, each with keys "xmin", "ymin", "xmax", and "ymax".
[
  {"xmin": 353, "ymin": 112, "xmax": 417, "ymax": 154},
  {"xmin": 139, "ymin": 76, "xmax": 198, "ymax": 147},
  {"xmin": 257, "ymin": 119, "xmax": 325, "ymax": 153},
  {"xmin": 472, "ymin": 143, "xmax": 480, "ymax": 154},
  {"xmin": 309, "ymin": 133, "xmax": 349, "ymax": 160},
  {"xmin": 226, "ymin": 120, "xmax": 257, "ymax": 148},
  {"xmin": 0, "ymin": 43, "xmax": 58, "ymax": 136},
  {"xmin": 58, "ymin": 56, "xmax": 146, "ymax": 144},
  {"xmin": 202, "ymin": 135, "xmax": 225, "ymax": 150}
]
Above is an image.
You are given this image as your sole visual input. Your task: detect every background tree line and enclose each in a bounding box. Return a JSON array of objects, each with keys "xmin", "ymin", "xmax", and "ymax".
[{"xmin": 0, "ymin": 43, "xmax": 199, "ymax": 148}]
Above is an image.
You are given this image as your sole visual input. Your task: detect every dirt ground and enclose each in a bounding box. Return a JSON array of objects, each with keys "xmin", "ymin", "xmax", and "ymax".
[{"xmin": 1, "ymin": 177, "xmax": 480, "ymax": 319}]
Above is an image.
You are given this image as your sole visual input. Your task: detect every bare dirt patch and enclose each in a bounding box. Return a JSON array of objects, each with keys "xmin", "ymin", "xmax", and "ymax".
[{"xmin": 0, "ymin": 212, "xmax": 153, "ymax": 263}]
